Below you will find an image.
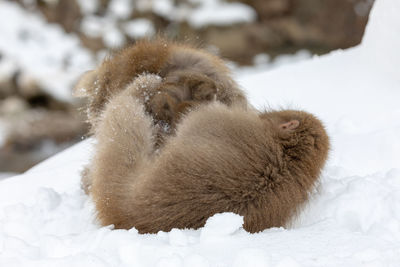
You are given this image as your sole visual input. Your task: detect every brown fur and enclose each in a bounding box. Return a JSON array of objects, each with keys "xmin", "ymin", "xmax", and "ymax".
[
  {"xmin": 74, "ymin": 38, "xmax": 248, "ymax": 133},
  {"xmin": 88, "ymin": 77, "xmax": 330, "ymax": 233}
]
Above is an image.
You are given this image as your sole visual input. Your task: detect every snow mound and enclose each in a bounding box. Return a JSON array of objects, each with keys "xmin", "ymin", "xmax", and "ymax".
[
  {"xmin": 239, "ymin": 0, "xmax": 400, "ymax": 177},
  {"xmin": 1, "ymin": 0, "xmax": 400, "ymax": 266},
  {"xmin": 200, "ymin": 213, "xmax": 243, "ymax": 242},
  {"xmin": 361, "ymin": 0, "xmax": 400, "ymax": 77}
]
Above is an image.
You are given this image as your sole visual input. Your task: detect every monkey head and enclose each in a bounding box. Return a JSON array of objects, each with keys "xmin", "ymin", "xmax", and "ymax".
[{"xmin": 261, "ymin": 110, "xmax": 330, "ymax": 180}]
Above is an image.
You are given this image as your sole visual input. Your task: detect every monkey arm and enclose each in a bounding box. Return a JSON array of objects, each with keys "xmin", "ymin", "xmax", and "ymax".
[{"xmin": 88, "ymin": 88, "xmax": 156, "ymax": 228}]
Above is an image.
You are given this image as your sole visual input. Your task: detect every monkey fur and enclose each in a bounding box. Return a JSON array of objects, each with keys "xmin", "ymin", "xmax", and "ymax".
[
  {"xmin": 86, "ymin": 74, "xmax": 330, "ymax": 234},
  {"xmin": 74, "ymin": 38, "xmax": 248, "ymax": 135},
  {"xmin": 78, "ymin": 39, "xmax": 249, "ymax": 193}
]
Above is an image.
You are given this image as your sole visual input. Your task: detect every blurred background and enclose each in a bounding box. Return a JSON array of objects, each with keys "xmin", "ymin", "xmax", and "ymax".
[{"xmin": 0, "ymin": 0, "xmax": 373, "ymax": 178}]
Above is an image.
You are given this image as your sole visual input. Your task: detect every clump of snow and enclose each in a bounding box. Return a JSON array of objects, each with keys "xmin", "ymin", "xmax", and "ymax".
[
  {"xmin": 1, "ymin": 0, "xmax": 400, "ymax": 266},
  {"xmin": 188, "ymin": 0, "xmax": 257, "ymax": 28},
  {"xmin": 81, "ymin": 16, "xmax": 126, "ymax": 48},
  {"xmin": 80, "ymin": 16, "xmax": 106, "ymax": 38},
  {"xmin": 135, "ymin": 0, "xmax": 256, "ymax": 28},
  {"xmin": 102, "ymin": 25, "xmax": 126, "ymax": 48},
  {"xmin": 76, "ymin": 0, "xmax": 99, "ymax": 15},
  {"xmin": 200, "ymin": 212, "xmax": 243, "ymax": 242},
  {"xmin": 151, "ymin": 0, "xmax": 177, "ymax": 20},
  {"xmin": 123, "ymin": 19, "xmax": 155, "ymax": 39},
  {"xmin": 108, "ymin": 0, "xmax": 134, "ymax": 19},
  {"xmin": 0, "ymin": 1, "xmax": 94, "ymax": 101}
]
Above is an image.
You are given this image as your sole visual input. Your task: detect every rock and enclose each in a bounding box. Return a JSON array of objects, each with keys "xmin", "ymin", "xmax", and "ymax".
[{"xmin": 13, "ymin": 0, "xmax": 372, "ymax": 65}]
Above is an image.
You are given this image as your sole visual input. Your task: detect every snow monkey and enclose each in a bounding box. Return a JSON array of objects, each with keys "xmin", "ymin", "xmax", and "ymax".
[
  {"xmin": 73, "ymin": 38, "xmax": 248, "ymax": 137},
  {"xmin": 87, "ymin": 75, "xmax": 330, "ymax": 233},
  {"xmin": 76, "ymin": 39, "xmax": 249, "ymax": 193}
]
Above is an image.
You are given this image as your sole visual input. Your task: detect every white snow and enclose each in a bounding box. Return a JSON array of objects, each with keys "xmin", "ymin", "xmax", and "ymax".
[
  {"xmin": 0, "ymin": 1, "xmax": 94, "ymax": 102},
  {"xmin": 1, "ymin": 0, "xmax": 400, "ymax": 266},
  {"xmin": 108, "ymin": 0, "xmax": 134, "ymax": 19},
  {"xmin": 0, "ymin": 173, "xmax": 17, "ymax": 181},
  {"xmin": 81, "ymin": 16, "xmax": 126, "ymax": 48},
  {"xmin": 76, "ymin": 0, "xmax": 99, "ymax": 15},
  {"xmin": 135, "ymin": 0, "xmax": 256, "ymax": 28},
  {"xmin": 81, "ymin": 16, "xmax": 107, "ymax": 38},
  {"xmin": 188, "ymin": 0, "xmax": 257, "ymax": 28},
  {"xmin": 234, "ymin": 50, "xmax": 313, "ymax": 77},
  {"xmin": 200, "ymin": 213, "xmax": 243, "ymax": 242},
  {"xmin": 123, "ymin": 19, "xmax": 156, "ymax": 39}
]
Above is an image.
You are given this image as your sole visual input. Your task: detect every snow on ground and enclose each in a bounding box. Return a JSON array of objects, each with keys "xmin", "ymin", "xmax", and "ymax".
[
  {"xmin": 0, "ymin": 173, "xmax": 17, "ymax": 181},
  {"xmin": 0, "ymin": 0, "xmax": 400, "ymax": 266},
  {"xmin": 0, "ymin": 1, "xmax": 94, "ymax": 101}
]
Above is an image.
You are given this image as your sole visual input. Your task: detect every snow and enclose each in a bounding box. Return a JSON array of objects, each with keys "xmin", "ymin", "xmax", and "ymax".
[
  {"xmin": 200, "ymin": 213, "xmax": 243, "ymax": 242},
  {"xmin": 135, "ymin": 0, "xmax": 256, "ymax": 28},
  {"xmin": 76, "ymin": 0, "xmax": 99, "ymax": 15},
  {"xmin": 1, "ymin": 0, "xmax": 400, "ymax": 266},
  {"xmin": 234, "ymin": 50, "xmax": 312, "ymax": 77},
  {"xmin": 78, "ymin": 0, "xmax": 256, "ymax": 50},
  {"xmin": 81, "ymin": 16, "xmax": 107, "ymax": 38},
  {"xmin": 0, "ymin": 1, "xmax": 94, "ymax": 102},
  {"xmin": 188, "ymin": 0, "xmax": 256, "ymax": 28},
  {"xmin": 108, "ymin": 0, "xmax": 134, "ymax": 19},
  {"xmin": 123, "ymin": 19, "xmax": 156, "ymax": 39},
  {"xmin": 0, "ymin": 173, "xmax": 17, "ymax": 181}
]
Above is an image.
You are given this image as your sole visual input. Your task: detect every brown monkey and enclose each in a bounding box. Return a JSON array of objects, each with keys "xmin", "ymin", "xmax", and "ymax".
[
  {"xmin": 76, "ymin": 39, "xmax": 248, "ymax": 192},
  {"xmin": 74, "ymin": 38, "xmax": 248, "ymax": 133},
  {"xmin": 88, "ymin": 76, "xmax": 330, "ymax": 233}
]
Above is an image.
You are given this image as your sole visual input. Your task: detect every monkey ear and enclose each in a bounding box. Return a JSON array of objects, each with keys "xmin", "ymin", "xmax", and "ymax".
[
  {"xmin": 187, "ymin": 76, "xmax": 217, "ymax": 101},
  {"xmin": 73, "ymin": 70, "xmax": 98, "ymax": 97},
  {"xmin": 279, "ymin": 120, "xmax": 300, "ymax": 131}
]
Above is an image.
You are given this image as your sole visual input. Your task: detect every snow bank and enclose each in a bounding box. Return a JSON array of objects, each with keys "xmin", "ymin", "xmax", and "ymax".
[
  {"xmin": 361, "ymin": 0, "xmax": 400, "ymax": 78},
  {"xmin": 1, "ymin": 0, "xmax": 399, "ymax": 266},
  {"xmin": 238, "ymin": 0, "xmax": 400, "ymax": 177}
]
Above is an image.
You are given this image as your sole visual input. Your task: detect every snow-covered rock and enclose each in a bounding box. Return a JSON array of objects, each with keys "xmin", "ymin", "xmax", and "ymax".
[{"xmin": 0, "ymin": 1, "xmax": 94, "ymax": 101}]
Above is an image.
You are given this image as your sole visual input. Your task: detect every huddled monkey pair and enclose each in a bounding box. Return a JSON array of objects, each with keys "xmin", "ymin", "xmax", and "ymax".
[{"xmin": 75, "ymin": 39, "xmax": 329, "ymax": 234}]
